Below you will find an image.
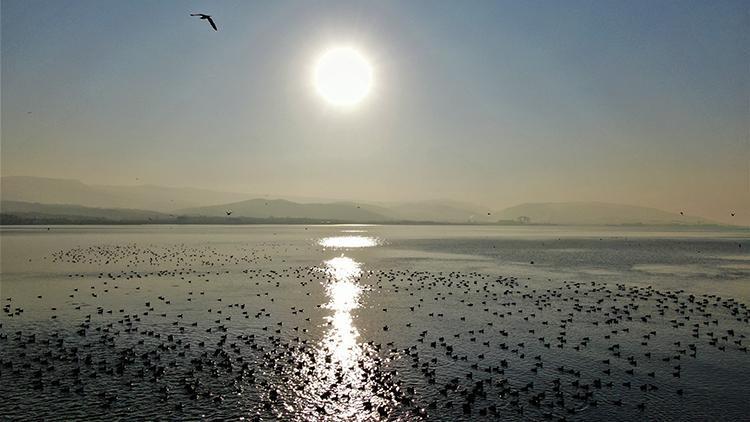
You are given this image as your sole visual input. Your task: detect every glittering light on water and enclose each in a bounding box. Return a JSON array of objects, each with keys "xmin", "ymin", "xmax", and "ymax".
[
  {"xmin": 286, "ymin": 254, "xmax": 393, "ymax": 420},
  {"xmin": 322, "ymin": 255, "xmax": 363, "ymax": 361},
  {"xmin": 324, "ymin": 255, "xmax": 362, "ymax": 286},
  {"xmin": 318, "ymin": 236, "xmax": 378, "ymax": 248}
]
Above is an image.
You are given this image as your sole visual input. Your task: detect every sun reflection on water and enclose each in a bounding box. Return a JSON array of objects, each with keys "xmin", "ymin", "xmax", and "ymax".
[
  {"xmin": 323, "ymin": 256, "xmax": 363, "ymax": 289},
  {"xmin": 318, "ymin": 236, "xmax": 379, "ymax": 248},
  {"xmin": 287, "ymin": 253, "xmax": 396, "ymax": 420},
  {"xmin": 322, "ymin": 256, "xmax": 363, "ymax": 366}
]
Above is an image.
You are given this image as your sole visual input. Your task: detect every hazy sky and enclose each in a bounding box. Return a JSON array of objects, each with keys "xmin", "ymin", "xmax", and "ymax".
[{"xmin": 2, "ymin": 0, "xmax": 748, "ymax": 223}]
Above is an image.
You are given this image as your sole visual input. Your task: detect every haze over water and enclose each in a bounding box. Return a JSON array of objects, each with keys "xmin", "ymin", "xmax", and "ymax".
[
  {"xmin": 2, "ymin": 1, "xmax": 749, "ymax": 420},
  {"xmin": 1, "ymin": 225, "xmax": 748, "ymax": 420}
]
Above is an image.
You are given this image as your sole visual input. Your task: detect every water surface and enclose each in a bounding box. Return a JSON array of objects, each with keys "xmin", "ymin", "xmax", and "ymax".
[{"xmin": 1, "ymin": 225, "xmax": 748, "ymax": 420}]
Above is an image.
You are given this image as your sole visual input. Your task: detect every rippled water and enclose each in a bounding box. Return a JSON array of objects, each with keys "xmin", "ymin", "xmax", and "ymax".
[{"xmin": 0, "ymin": 225, "xmax": 748, "ymax": 421}]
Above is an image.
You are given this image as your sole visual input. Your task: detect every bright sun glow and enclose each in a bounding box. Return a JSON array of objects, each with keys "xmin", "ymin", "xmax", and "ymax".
[{"xmin": 313, "ymin": 47, "xmax": 373, "ymax": 108}]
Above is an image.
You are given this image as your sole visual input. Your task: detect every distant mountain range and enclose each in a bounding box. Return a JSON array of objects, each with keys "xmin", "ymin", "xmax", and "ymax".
[
  {"xmin": 0, "ymin": 176, "xmax": 252, "ymax": 212},
  {"xmin": 176, "ymin": 198, "xmax": 491, "ymax": 223},
  {"xmin": 0, "ymin": 200, "xmax": 168, "ymax": 223},
  {"xmin": 178, "ymin": 199, "xmax": 391, "ymax": 221},
  {"xmin": 0, "ymin": 176, "xmax": 727, "ymax": 226}
]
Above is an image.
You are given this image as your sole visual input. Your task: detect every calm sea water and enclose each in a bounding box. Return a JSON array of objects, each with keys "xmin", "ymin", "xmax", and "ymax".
[{"xmin": 1, "ymin": 225, "xmax": 748, "ymax": 421}]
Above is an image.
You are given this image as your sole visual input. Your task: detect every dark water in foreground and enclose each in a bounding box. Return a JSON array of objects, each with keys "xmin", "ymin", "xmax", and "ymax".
[{"xmin": 1, "ymin": 225, "xmax": 748, "ymax": 421}]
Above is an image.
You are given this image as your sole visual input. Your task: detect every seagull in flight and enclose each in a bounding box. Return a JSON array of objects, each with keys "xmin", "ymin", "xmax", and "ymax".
[
  {"xmin": 226, "ymin": 210, "xmax": 232, "ymax": 216},
  {"xmin": 191, "ymin": 13, "xmax": 217, "ymax": 31}
]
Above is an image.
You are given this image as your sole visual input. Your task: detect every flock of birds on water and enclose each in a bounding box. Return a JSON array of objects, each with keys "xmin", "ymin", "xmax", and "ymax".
[{"xmin": 1, "ymin": 238, "xmax": 748, "ymax": 421}]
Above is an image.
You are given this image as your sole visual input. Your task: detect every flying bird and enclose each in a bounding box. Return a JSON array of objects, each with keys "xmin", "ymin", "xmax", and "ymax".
[
  {"xmin": 191, "ymin": 13, "xmax": 217, "ymax": 31},
  {"xmin": 226, "ymin": 210, "xmax": 232, "ymax": 216}
]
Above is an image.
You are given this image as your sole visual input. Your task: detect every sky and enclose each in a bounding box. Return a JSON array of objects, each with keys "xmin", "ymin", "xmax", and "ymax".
[{"xmin": 2, "ymin": 0, "xmax": 748, "ymax": 224}]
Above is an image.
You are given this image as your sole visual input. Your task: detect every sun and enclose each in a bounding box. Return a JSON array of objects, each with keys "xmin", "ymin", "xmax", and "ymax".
[{"xmin": 313, "ymin": 47, "xmax": 373, "ymax": 108}]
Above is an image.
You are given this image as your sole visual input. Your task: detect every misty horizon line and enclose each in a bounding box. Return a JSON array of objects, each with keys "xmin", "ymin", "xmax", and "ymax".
[
  {"xmin": 2, "ymin": 175, "xmax": 744, "ymax": 227},
  {"xmin": 0, "ymin": 174, "xmax": 725, "ymax": 221}
]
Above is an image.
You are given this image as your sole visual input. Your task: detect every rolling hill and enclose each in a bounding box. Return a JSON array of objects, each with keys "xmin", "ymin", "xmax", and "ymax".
[
  {"xmin": 0, "ymin": 200, "xmax": 169, "ymax": 223},
  {"xmin": 178, "ymin": 199, "xmax": 393, "ymax": 222},
  {"xmin": 0, "ymin": 176, "xmax": 253, "ymax": 212},
  {"xmin": 0, "ymin": 177, "xmax": 728, "ymax": 226}
]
